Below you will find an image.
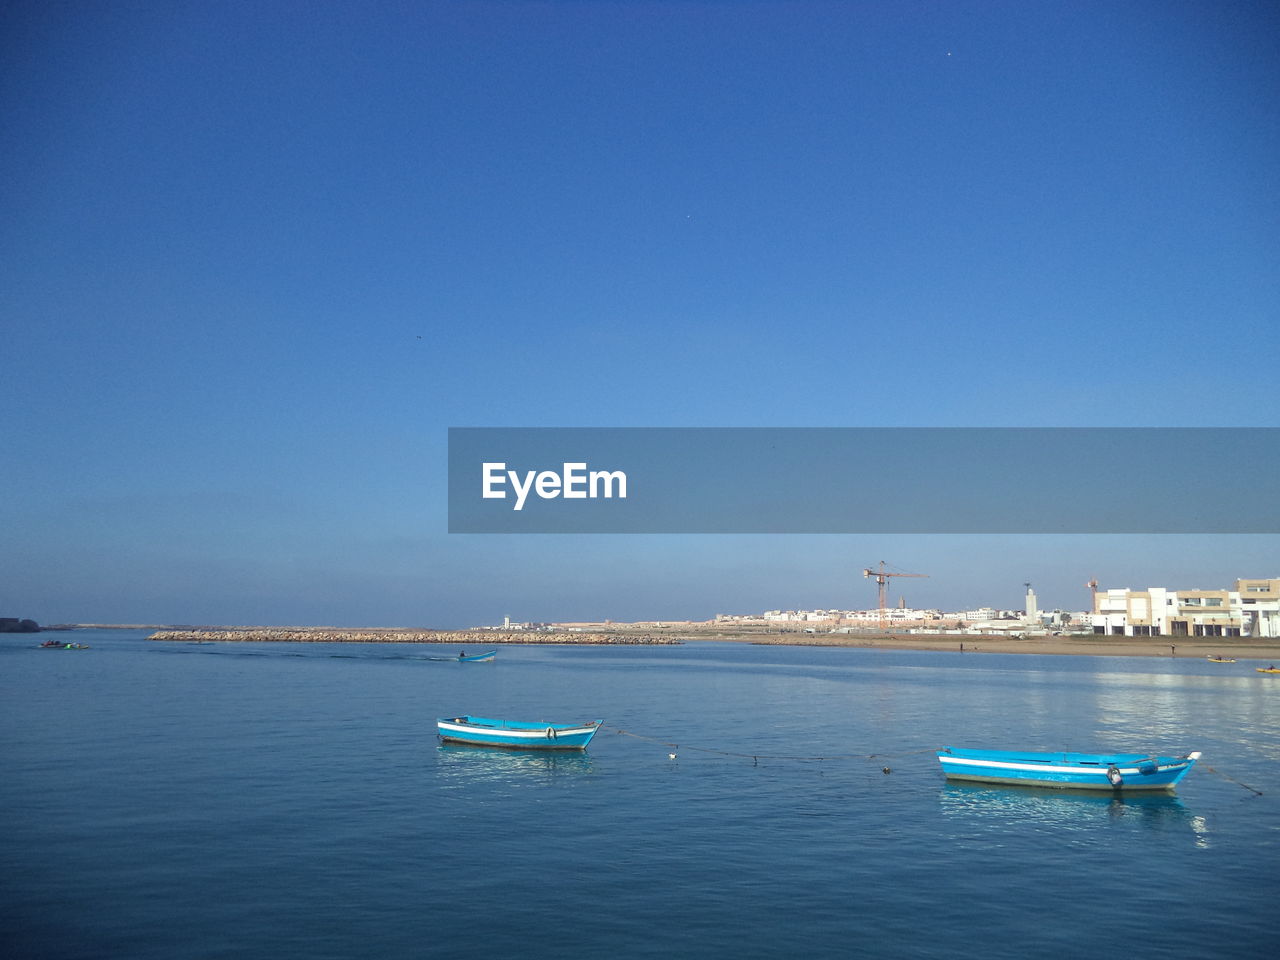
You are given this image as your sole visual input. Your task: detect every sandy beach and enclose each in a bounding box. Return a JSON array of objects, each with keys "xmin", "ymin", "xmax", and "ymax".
[
  {"xmin": 729, "ymin": 631, "xmax": 1280, "ymax": 661},
  {"xmin": 548, "ymin": 622, "xmax": 1280, "ymax": 660}
]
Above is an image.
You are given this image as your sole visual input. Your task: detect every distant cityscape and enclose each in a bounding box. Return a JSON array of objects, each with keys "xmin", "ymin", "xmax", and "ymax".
[{"xmin": 484, "ymin": 576, "xmax": 1280, "ymax": 639}]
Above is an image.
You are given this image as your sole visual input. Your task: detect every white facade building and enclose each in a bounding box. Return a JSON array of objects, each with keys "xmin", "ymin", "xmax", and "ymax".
[{"xmin": 1090, "ymin": 578, "xmax": 1280, "ymax": 638}]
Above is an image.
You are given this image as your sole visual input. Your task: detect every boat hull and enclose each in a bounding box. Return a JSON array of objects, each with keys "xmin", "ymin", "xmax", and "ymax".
[
  {"xmin": 938, "ymin": 748, "xmax": 1201, "ymax": 792},
  {"xmin": 438, "ymin": 716, "xmax": 603, "ymax": 750}
]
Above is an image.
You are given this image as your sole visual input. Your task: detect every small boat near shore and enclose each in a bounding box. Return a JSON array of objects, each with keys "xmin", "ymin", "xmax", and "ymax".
[
  {"xmin": 422, "ymin": 650, "xmax": 497, "ymax": 662},
  {"xmin": 1256, "ymin": 666, "xmax": 1280, "ymax": 674},
  {"xmin": 937, "ymin": 747, "xmax": 1201, "ymax": 792},
  {"xmin": 438, "ymin": 715, "xmax": 603, "ymax": 750},
  {"xmin": 40, "ymin": 639, "xmax": 89, "ymax": 649},
  {"xmin": 1207, "ymin": 656, "xmax": 1236, "ymax": 663}
]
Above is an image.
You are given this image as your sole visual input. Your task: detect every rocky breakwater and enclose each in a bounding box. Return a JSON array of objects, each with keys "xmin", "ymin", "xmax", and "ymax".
[{"xmin": 147, "ymin": 628, "xmax": 681, "ymax": 645}]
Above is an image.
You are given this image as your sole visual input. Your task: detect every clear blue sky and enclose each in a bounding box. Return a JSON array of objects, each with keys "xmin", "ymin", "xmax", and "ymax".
[{"xmin": 3, "ymin": 1, "xmax": 1276, "ymax": 626}]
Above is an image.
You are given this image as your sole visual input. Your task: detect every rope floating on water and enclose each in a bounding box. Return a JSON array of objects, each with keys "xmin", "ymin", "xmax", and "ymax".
[
  {"xmin": 612, "ymin": 727, "xmax": 936, "ymax": 765},
  {"xmin": 615, "ymin": 729, "xmax": 1263, "ymax": 797},
  {"xmin": 1202, "ymin": 764, "xmax": 1264, "ymax": 797}
]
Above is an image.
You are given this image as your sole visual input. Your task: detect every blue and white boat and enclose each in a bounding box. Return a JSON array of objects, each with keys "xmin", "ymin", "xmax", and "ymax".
[
  {"xmin": 937, "ymin": 747, "xmax": 1201, "ymax": 792},
  {"xmin": 437, "ymin": 716, "xmax": 604, "ymax": 750},
  {"xmin": 422, "ymin": 650, "xmax": 497, "ymax": 662}
]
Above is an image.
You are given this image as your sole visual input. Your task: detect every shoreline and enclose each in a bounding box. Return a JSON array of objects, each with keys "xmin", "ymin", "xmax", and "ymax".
[
  {"xmin": 146, "ymin": 628, "xmax": 680, "ymax": 645},
  {"xmin": 547, "ymin": 624, "xmax": 1280, "ymax": 660},
  {"xmin": 730, "ymin": 632, "xmax": 1280, "ymax": 660},
  {"xmin": 135, "ymin": 626, "xmax": 1280, "ymax": 660}
]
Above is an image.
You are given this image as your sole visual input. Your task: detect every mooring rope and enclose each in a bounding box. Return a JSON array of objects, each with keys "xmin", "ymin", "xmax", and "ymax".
[
  {"xmin": 614, "ymin": 727, "xmax": 1264, "ymax": 798},
  {"xmin": 1201, "ymin": 764, "xmax": 1264, "ymax": 797},
  {"xmin": 612, "ymin": 727, "xmax": 936, "ymax": 765}
]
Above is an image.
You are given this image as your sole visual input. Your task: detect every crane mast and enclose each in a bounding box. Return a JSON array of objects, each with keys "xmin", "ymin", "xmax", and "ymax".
[{"xmin": 862, "ymin": 561, "xmax": 929, "ymax": 631}]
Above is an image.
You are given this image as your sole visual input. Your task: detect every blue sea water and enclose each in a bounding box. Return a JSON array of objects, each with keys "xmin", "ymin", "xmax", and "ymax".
[{"xmin": 2, "ymin": 631, "xmax": 1278, "ymax": 959}]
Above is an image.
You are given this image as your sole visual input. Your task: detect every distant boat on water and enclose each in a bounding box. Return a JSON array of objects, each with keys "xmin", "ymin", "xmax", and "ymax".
[
  {"xmin": 1207, "ymin": 656, "xmax": 1236, "ymax": 663},
  {"xmin": 938, "ymin": 747, "xmax": 1201, "ymax": 792},
  {"xmin": 458, "ymin": 651, "xmax": 496, "ymax": 662},
  {"xmin": 437, "ymin": 716, "xmax": 603, "ymax": 750}
]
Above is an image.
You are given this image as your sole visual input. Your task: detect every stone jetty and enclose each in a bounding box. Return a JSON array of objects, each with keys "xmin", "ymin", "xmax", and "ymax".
[{"xmin": 147, "ymin": 628, "xmax": 680, "ymax": 645}]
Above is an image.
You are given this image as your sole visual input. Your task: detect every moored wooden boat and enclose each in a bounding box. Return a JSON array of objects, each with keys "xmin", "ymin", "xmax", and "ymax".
[
  {"xmin": 937, "ymin": 747, "xmax": 1201, "ymax": 792},
  {"xmin": 438, "ymin": 715, "xmax": 603, "ymax": 750}
]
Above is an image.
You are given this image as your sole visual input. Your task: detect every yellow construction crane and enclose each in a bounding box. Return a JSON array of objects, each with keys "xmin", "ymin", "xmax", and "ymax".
[{"xmin": 863, "ymin": 561, "xmax": 929, "ymax": 631}]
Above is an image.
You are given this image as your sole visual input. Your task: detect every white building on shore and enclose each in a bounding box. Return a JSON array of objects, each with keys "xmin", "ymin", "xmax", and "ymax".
[
  {"xmin": 751, "ymin": 608, "xmax": 944, "ymax": 624},
  {"xmin": 1089, "ymin": 578, "xmax": 1280, "ymax": 638}
]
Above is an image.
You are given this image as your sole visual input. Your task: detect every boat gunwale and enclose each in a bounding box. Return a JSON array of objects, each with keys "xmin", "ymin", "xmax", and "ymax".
[
  {"xmin": 937, "ymin": 746, "xmax": 1200, "ymax": 791},
  {"xmin": 439, "ymin": 715, "xmax": 603, "ymax": 734},
  {"xmin": 939, "ymin": 747, "xmax": 1195, "ymax": 766},
  {"xmin": 436, "ymin": 715, "xmax": 603, "ymax": 750}
]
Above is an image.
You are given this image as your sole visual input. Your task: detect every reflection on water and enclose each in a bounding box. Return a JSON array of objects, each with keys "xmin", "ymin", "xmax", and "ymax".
[
  {"xmin": 435, "ymin": 743, "xmax": 595, "ymax": 786},
  {"xmin": 939, "ymin": 783, "xmax": 1209, "ymax": 847}
]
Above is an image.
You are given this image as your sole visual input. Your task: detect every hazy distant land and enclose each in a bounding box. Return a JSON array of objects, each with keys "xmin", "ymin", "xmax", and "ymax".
[{"xmin": 0, "ymin": 617, "xmax": 41, "ymax": 633}]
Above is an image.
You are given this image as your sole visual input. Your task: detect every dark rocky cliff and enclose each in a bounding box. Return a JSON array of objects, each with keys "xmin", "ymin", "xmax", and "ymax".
[{"xmin": 0, "ymin": 618, "xmax": 41, "ymax": 632}]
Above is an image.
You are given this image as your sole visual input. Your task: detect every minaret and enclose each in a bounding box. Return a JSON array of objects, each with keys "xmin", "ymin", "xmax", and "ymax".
[{"xmin": 1024, "ymin": 583, "xmax": 1038, "ymax": 623}]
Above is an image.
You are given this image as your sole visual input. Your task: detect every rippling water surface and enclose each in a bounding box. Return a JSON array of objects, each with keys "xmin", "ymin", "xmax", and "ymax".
[{"xmin": 3, "ymin": 631, "xmax": 1277, "ymax": 959}]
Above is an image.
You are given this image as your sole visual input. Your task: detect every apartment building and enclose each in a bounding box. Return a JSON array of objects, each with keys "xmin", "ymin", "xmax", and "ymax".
[{"xmin": 1090, "ymin": 578, "xmax": 1280, "ymax": 638}]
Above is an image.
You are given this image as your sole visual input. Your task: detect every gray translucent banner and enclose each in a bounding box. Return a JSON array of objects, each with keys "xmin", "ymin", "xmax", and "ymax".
[{"xmin": 448, "ymin": 428, "xmax": 1280, "ymax": 533}]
